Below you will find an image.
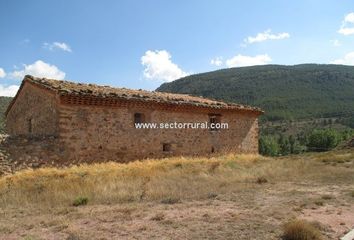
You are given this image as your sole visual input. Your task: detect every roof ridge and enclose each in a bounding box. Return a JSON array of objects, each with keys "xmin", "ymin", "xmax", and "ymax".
[{"xmin": 23, "ymin": 75, "xmax": 263, "ymax": 113}]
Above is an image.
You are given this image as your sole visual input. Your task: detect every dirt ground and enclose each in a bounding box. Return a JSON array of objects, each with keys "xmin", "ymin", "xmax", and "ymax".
[{"xmin": 1, "ymin": 180, "xmax": 353, "ymax": 240}]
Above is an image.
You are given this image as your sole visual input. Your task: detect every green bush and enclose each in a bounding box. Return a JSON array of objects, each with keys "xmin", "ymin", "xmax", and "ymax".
[
  {"xmin": 340, "ymin": 129, "xmax": 354, "ymax": 141},
  {"xmin": 73, "ymin": 196, "xmax": 88, "ymax": 206},
  {"xmin": 259, "ymin": 136, "xmax": 279, "ymax": 156},
  {"xmin": 306, "ymin": 129, "xmax": 340, "ymax": 152},
  {"xmin": 279, "ymin": 135, "xmax": 291, "ymax": 155},
  {"xmin": 290, "ymin": 136, "xmax": 303, "ymax": 154}
]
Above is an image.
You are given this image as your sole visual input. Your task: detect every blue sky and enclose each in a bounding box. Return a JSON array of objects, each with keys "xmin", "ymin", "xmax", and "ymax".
[{"xmin": 1, "ymin": 0, "xmax": 354, "ymax": 96}]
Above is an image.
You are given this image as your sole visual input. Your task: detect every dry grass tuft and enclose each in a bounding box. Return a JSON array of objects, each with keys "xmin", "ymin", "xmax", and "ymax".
[
  {"xmin": 160, "ymin": 197, "xmax": 181, "ymax": 204},
  {"xmin": 72, "ymin": 196, "xmax": 88, "ymax": 206},
  {"xmin": 321, "ymin": 194, "xmax": 333, "ymax": 200},
  {"xmin": 314, "ymin": 200, "xmax": 324, "ymax": 206},
  {"xmin": 256, "ymin": 176, "xmax": 268, "ymax": 184},
  {"xmin": 150, "ymin": 213, "xmax": 165, "ymax": 221},
  {"xmin": 282, "ymin": 219, "xmax": 323, "ymax": 240}
]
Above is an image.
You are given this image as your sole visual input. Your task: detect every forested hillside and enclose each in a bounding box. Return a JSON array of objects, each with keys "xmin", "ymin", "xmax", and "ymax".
[{"xmin": 157, "ymin": 64, "xmax": 354, "ymax": 121}]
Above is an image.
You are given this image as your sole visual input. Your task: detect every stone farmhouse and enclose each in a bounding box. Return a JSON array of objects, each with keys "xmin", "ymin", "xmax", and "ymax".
[{"xmin": 5, "ymin": 75, "xmax": 263, "ymax": 164}]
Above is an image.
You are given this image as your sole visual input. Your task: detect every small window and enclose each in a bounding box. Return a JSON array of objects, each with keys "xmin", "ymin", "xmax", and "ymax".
[
  {"xmin": 28, "ymin": 118, "xmax": 33, "ymax": 134},
  {"xmin": 209, "ymin": 114, "xmax": 221, "ymax": 131},
  {"xmin": 163, "ymin": 143, "xmax": 171, "ymax": 152},
  {"xmin": 211, "ymin": 147, "xmax": 215, "ymax": 153},
  {"xmin": 134, "ymin": 113, "xmax": 145, "ymax": 124}
]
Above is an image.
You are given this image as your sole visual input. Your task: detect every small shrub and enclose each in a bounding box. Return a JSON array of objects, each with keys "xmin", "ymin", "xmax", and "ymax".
[
  {"xmin": 321, "ymin": 159, "xmax": 330, "ymax": 164},
  {"xmin": 162, "ymin": 219, "xmax": 173, "ymax": 225},
  {"xmin": 207, "ymin": 193, "xmax": 218, "ymax": 199},
  {"xmin": 72, "ymin": 196, "xmax": 88, "ymax": 206},
  {"xmin": 174, "ymin": 163, "xmax": 182, "ymax": 168},
  {"xmin": 138, "ymin": 226, "xmax": 147, "ymax": 231},
  {"xmin": 256, "ymin": 177, "xmax": 268, "ymax": 184},
  {"xmin": 321, "ymin": 194, "xmax": 333, "ymax": 200},
  {"xmin": 150, "ymin": 213, "xmax": 164, "ymax": 221},
  {"xmin": 208, "ymin": 162, "xmax": 220, "ymax": 173},
  {"xmin": 350, "ymin": 190, "xmax": 354, "ymax": 198},
  {"xmin": 282, "ymin": 219, "xmax": 323, "ymax": 240},
  {"xmin": 314, "ymin": 200, "xmax": 324, "ymax": 206},
  {"xmin": 160, "ymin": 197, "xmax": 180, "ymax": 204},
  {"xmin": 66, "ymin": 233, "xmax": 80, "ymax": 240},
  {"xmin": 224, "ymin": 161, "xmax": 238, "ymax": 169}
]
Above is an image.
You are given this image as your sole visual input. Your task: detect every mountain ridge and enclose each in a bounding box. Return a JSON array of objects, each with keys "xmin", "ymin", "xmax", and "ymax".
[{"xmin": 157, "ymin": 64, "xmax": 354, "ymax": 121}]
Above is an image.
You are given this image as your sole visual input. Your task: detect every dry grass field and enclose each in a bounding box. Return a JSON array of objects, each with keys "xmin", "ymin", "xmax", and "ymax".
[{"xmin": 0, "ymin": 150, "xmax": 354, "ymax": 239}]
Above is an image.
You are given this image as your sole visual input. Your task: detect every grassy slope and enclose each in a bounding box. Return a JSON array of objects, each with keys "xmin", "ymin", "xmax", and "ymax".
[
  {"xmin": 1, "ymin": 150, "xmax": 353, "ymax": 207},
  {"xmin": 157, "ymin": 64, "xmax": 354, "ymax": 121}
]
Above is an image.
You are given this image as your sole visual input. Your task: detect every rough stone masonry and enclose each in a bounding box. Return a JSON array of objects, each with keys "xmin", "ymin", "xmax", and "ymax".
[{"xmin": 2, "ymin": 75, "xmax": 263, "ymax": 170}]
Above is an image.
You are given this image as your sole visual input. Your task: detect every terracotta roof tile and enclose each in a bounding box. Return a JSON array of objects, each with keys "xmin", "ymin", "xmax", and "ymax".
[{"xmin": 24, "ymin": 75, "xmax": 263, "ymax": 113}]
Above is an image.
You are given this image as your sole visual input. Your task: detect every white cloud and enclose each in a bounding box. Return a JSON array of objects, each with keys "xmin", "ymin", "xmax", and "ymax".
[
  {"xmin": 338, "ymin": 12, "xmax": 354, "ymax": 35},
  {"xmin": 331, "ymin": 39, "xmax": 341, "ymax": 47},
  {"xmin": 210, "ymin": 57, "xmax": 223, "ymax": 66},
  {"xmin": 244, "ymin": 29, "xmax": 290, "ymax": 44},
  {"xmin": 0, "ymin": 68, "xmax": 6, "ymax": 78},
  {"xmin": 10, "ymin": 60, "xmax": 66, "ymax": 80},
  {"xmin": 331, "ymin": 52, "xmax": 354, "ymax": 65},
  {"xmin": 225, "ymin": 54, "xmax": 272, "ymax": 67},
  {"xmin": 339, "ymin": 28, "xmax": 354, "ymax": 35},
  {"xmin": 141, "ymin": 50, "xmax": 187, "ymax": 82},
  {"xmin": 0, "ymin": 84, "xmax": 19, "ymax": 97},
  {"xmin": 344, "ymin": 12, "xmax": 354, "ymax": 23},
  {"xmin": 43, "ymin": 42, "xmax": 72, "ymax": 52},
  {"xmin": 20, "ymin": 39, "xmax": 30, "ymax": 45}
]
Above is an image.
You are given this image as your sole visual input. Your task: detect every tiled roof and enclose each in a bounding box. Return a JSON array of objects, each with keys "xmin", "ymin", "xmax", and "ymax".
[{"xmin": 24, "ymin": 75, "xmax": 263, "ymax": 113}]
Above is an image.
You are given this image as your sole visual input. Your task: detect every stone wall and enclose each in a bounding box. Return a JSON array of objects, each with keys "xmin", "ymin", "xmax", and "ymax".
[
  {"xmin": 6, "ymin": 83, "xmax": 59, "ymax": 137},
  {"xmin": 0, "ymin": 134, "xmax": 67, "ymax": 175},
  {"xmin": 58, "ymin": 103, "xmax": 259, "ymax": 164}
]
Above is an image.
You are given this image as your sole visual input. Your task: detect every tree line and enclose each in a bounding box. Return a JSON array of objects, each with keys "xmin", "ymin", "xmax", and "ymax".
[{"xmin": 259, "ymin": 128, "xmax": 354, "ymax": 156}]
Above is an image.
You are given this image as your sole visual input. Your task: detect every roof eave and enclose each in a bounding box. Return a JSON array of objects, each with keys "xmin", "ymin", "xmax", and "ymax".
[{"xmin": 6, "ymin": 75, "xmax": 264, "ymax": 117}]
